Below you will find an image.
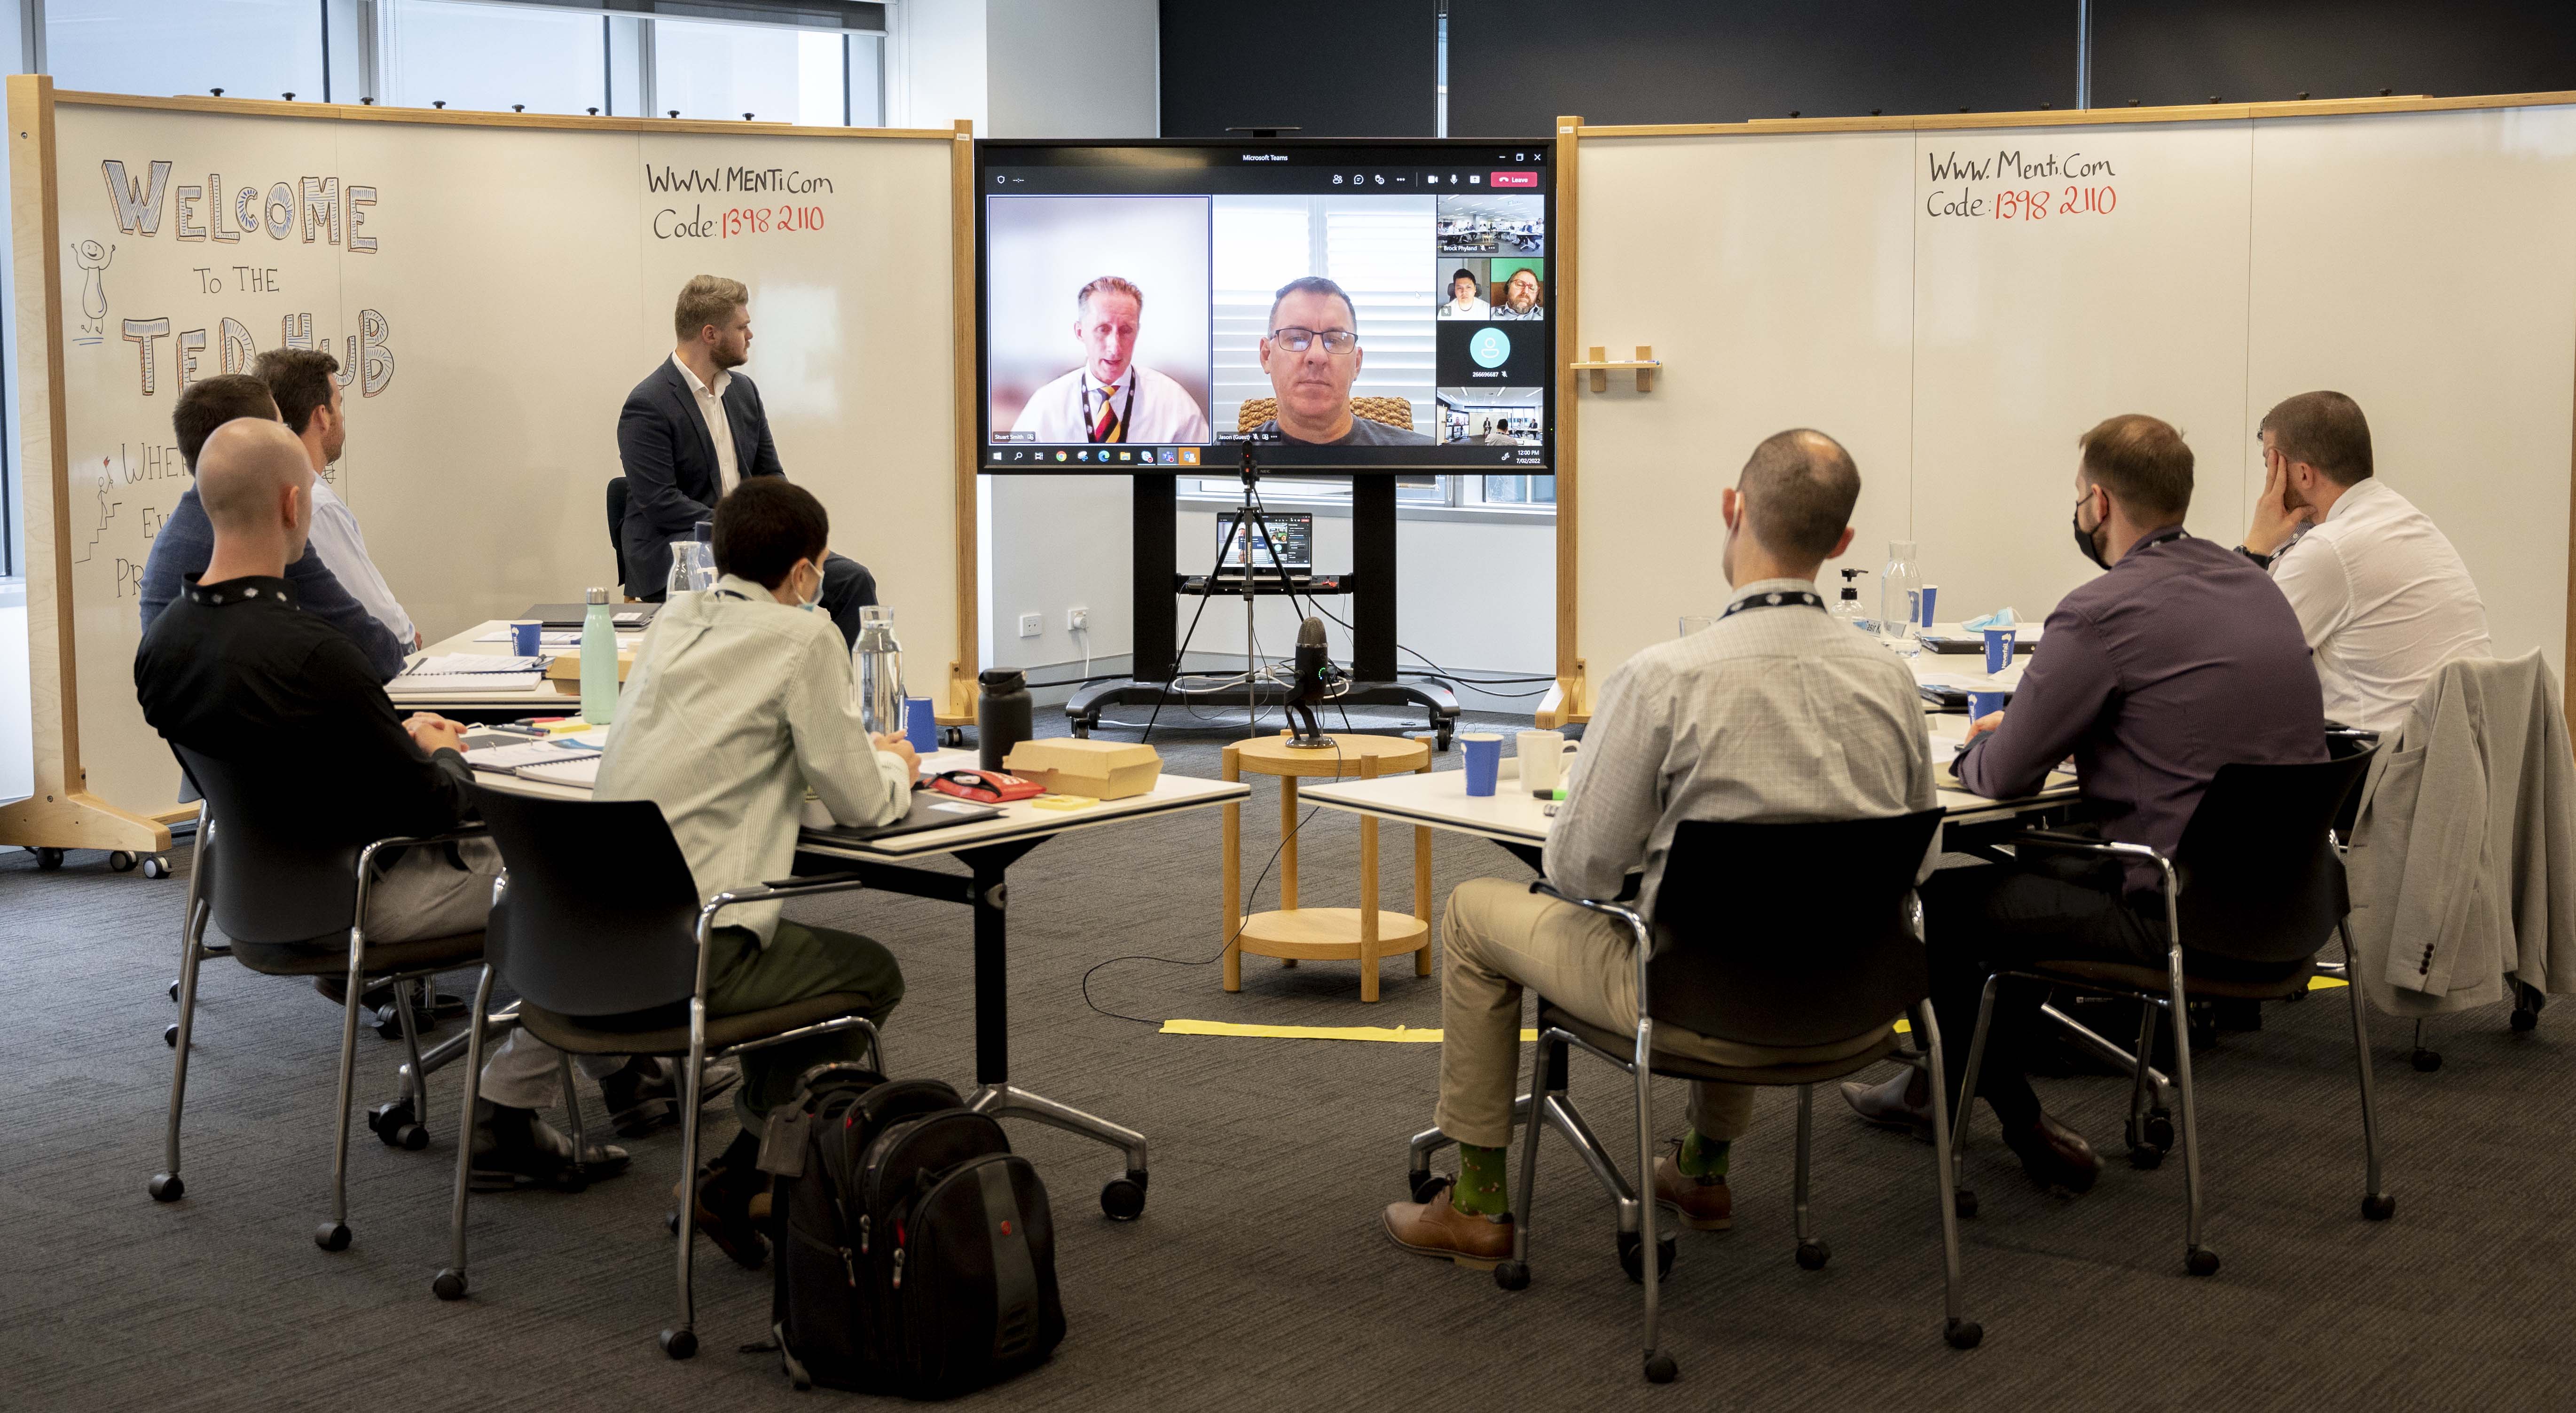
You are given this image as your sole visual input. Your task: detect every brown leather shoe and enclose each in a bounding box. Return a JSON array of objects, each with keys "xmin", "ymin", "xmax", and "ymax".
[
  {"xmin": 2001, "ymin": 1111, "xmax": 2101, "ymax": 1194},
  {"xmin": 1652, "ymin": 1149, "xmax": 1734, "ymax": 1231},
  {"xmin": 1382, "ymin": 1181, "xmax": 1515, "ymax": 1270},
  {"xmin": 674, "ymin": 1166, "xmax": 769, "ymax": 1269},
  {"xmin": 1839, "ymin": 1068, "xmax": 1933, "ymax": 1139}
]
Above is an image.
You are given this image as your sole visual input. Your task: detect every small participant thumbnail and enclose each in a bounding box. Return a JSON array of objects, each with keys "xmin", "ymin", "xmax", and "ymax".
[
  {"xmin": 1438, "ymin": 258, "xmax": 1544, "ymax": 321},
  {"xmin": 1437, "ymin": 194, "xmax": 1544, "ymax": 256},
  {"xmin": 1436, "ymin": 386, "xmax": 1544, "ymax": 446}
]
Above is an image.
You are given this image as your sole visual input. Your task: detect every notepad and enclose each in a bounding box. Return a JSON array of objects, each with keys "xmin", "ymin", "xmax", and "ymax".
[
  {"xmin": 514, "ymin": 755, "xmax": 603, "ymax": 788},
  {"xmin": 391, "ymin": 672, "xmax": 547, "ymax": 694},
  {"xmin": 463, "ymin": 740, "xmax": 604, "ymax": 771},
  {"xmin": 411, "ymin": 654, "xmax": 546, "ymax": 675}
]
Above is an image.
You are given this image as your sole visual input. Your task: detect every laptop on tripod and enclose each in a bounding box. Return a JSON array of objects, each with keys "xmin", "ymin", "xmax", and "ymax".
[{"xmin": 1214, "ymin": 511, "xmax": 1314, "ymax": 586}]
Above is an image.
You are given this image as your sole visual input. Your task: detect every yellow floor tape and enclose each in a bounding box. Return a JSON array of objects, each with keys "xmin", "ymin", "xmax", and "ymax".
[{"xmin": 1159, "ymin": 977, "xmax": 2348, "ymax": 1045}]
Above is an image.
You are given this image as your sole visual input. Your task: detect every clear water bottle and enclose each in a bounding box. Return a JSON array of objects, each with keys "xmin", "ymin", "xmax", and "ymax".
[
  {"xmin": 1879, "ymin": 541, "xmax": 1923, "ymax": 657},
  {"xmin": 578, "ymin": 586, "xmax": 619, "ymax": 725},
  {"xmin": 1833, "ymin": 568, "xmax": 1871, "ymax": 633},
  {"xmin": 851, "ymin": 605, "xmax": 905, "ymax": 737}
]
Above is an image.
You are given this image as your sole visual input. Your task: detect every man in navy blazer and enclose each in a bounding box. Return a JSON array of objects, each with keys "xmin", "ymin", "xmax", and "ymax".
[{"xmin": 619, "ymin": 275, "xmax": 877, "ymax": 645}]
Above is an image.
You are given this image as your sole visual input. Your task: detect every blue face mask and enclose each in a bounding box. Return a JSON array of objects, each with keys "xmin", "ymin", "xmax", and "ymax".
[{"xmin": 796, "ymin": 562, "xmax": 824, "ymax": 612}]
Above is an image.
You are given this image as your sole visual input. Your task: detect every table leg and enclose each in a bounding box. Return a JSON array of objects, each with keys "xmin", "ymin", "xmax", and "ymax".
[
  {"xmin": 1279, "ymin": 774, "xmax": 1300, "ymax": 968},
  {"xmin": 1359, "ymin": 754, "xmax": 1381, "ymax": 1003},
  {"xmin": 1223, "ymin": 745, "xmax": 1243, "ymax": 992},
  {"xmin": 1414, "ymin": 758, "xmax": 1434, "ymax": 977}
]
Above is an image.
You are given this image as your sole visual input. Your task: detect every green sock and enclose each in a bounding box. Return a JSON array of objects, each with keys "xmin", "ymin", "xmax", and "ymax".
[
  {"xmin": 1677, "ymin": 1130, "xmax": 1731, "ymax": 1182},
  {"xmin": 1451, "ymin": 1143, "xmax": 1509, "ymax": 1217}
]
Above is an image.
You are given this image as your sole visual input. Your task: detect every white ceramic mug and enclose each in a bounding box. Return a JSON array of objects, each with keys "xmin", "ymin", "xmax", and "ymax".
[{"xmin": 1517, "ymin": 730, "xmax": 1576, "ymax": 797}]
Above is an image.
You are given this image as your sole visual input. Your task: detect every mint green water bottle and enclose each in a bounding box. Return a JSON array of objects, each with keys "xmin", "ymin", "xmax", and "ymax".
[{"xmin": 579, "ymin": 586, "xmax": 618, "ymax": 725}]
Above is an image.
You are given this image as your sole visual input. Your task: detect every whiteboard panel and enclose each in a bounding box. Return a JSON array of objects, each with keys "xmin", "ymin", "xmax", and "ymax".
[
  {"xmin": 1576, "ymin": 131, "xmax": 1917, "ymax": 683},
  {"xmin": 1910, "ymin": 120, "xmax": 2254, "ymax": 625},
  {"xmin": 49, "ymin": 101, "xmax": 962, "ymax": 816},
  {"xmin": 2246, "ymin": 108, "xmax": 2576, "ymax": 680}
]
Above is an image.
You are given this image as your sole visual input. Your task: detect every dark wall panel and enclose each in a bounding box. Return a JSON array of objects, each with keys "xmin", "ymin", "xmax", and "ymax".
[
  {"xmin": 1448, "ymin": 0, "xmax": 2076, "ymax": 137},
  {"xmin": 1159, "ymin": 0, "xmax": 1437, "ymax": 137},
  {"xmin": 2093, "ymin": 1, "xmax": 2576, "ymax": 108}
]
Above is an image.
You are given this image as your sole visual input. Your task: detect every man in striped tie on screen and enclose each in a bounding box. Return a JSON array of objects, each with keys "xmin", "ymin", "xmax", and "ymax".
[{"xmin": 1010, "ymin": 275, "xmax": 1212, "ymax": 445}]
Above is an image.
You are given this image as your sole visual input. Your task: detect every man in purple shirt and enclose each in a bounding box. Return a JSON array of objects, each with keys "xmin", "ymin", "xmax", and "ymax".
[{"xmin": 1844, "ymin": 414, "xmax": 2324, "ymax": 1193}]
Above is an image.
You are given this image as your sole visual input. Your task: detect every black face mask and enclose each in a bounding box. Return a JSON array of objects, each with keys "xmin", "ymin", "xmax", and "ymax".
[{"xmin": 2072, "ymin": 502, "xmax": 2111, "ymax": 571}]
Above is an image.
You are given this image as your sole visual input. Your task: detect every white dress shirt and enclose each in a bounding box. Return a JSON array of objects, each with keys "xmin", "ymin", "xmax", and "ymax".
[
  {"xmin": 670, "ymin": 352, "xmax": 740, "ymax": 500},
  {"xmin": 1009, "ymin": 362, "xmax": 1211, "ymax": 443},
  {"xmin": 304, "ymin": 476, "xmax": 415, "ymax": 647},
  {"xmin": 595, "ymin": 574, "xmax": 911, "ymax": 946},
  {"xmin": 1438, "ymin": 296, "xmax": 1492, "ymax": 320},
  {"xmin": 2270, "ymin": 476, "xmax": 2493, "ymax": 734}
]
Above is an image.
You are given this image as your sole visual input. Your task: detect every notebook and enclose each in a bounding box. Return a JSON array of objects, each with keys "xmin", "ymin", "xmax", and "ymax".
[
  {"xmin": 522, "ymin": 603, "xmax": 660, "ymax": 630},
  {"xmin": 514, "ymin": 755, "xmax": 603, "ymax": 788},
  {"xmin": 803, "ymin": 792, "xmax": 999, "ymax": 842},
  {"xmin": 463, "ymin": 740, "xmax": 605, "ymax": 776}
]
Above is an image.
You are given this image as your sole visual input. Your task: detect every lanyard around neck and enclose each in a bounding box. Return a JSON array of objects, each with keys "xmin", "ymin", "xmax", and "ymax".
[{"xmin": 1719, "ymin": 588, "xmax": 1827, "ymax": 621}]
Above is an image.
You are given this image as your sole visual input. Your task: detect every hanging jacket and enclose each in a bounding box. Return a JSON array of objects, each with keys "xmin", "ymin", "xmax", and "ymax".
[{"xmin": 2346, "ymin": 651, "xmax": 2576, "ymax": 1016}]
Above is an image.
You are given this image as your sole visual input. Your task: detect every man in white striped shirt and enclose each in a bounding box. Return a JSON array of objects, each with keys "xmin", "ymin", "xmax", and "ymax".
[{"xmin": 1385, "ymin": 429, "xmax": 1936, "ymax": 1270}]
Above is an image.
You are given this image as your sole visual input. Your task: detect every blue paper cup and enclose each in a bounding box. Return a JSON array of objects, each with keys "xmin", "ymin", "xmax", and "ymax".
[
  {"xmin": 509, "ymin": 620, "xmax": 542, "ymax": 655},
  {"xmin": 1917, "ymin": 585, "xmax": 1939, "ymax": 629},
  {"xmin": 903, "ymin": 696, "xmax": 939, "ymax": 752},
  {"xmin": 1966, "ymin": 689, "xmax": 2009, "ymax": 722},
  {"xmin": 1982, "ymin": 626, "xmax": 2018, "ymax": 674},
  {"xmin": 1461, "ymin": 732, "xmax": 1503, "ymax": 797}
]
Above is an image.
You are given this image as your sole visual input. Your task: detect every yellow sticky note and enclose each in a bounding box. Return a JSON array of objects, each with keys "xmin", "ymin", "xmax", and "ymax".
[{"xmin": 1030, "ymin": 794, "xmax": 1100, "ymax": 811}]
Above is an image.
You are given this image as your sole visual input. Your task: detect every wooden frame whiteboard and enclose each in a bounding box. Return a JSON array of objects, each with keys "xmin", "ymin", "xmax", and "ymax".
[
  {"xmin": 0, "ymin": 77, "xmax": 980, "ymax": 853},
  {"xmin": 1542, "ymin": 90, "xmax": 2576, "ymax": 727}
]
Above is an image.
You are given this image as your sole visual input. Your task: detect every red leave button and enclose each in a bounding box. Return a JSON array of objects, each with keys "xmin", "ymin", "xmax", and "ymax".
[{"xmin": 1489, "ymin": 171, "xmax": 1538, "ymax": 188}]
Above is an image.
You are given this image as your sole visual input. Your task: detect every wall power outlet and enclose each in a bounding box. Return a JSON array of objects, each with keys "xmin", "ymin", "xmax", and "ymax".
[{"xmin": 1017, "ymin": 612, "xmax": 1043, "ymax": 638}]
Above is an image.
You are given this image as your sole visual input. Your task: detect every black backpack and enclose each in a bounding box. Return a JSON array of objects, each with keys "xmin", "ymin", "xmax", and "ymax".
[{"xmin": 757, "ymin": 1063, "xmax": 1065, "ymax": 1397}]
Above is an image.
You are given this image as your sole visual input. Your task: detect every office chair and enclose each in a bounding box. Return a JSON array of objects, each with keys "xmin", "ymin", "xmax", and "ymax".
[
  {"xmin": 605, "ymin": 475, "xmax": 631, "ymax": 597},
  {"xmin": 1953, "ymin": 752, "xmax": 2392, "ymax": 1278},
  {"xmin": 150, "ymin": 747, "xmax": 488, "ymax": 1253},
  {"xmin": 1233, "ymin": 397, "xmax": 1415, "ymax": 434},
  {"xmin": 434, "ymin": 785, "xmax": 887, "ymax": 1361},
  {"xmin": 1407, "ymin": 811, "xmax": 1976, "ymax": 1384}
]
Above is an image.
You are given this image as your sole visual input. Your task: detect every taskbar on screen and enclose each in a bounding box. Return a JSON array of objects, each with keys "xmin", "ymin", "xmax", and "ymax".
[{"xmin": 982, "ymin": 440, "xmax": 1549, "ymax": 471}]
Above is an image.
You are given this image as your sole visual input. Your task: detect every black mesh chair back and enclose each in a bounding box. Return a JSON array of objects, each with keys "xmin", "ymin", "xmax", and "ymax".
[
  {"xmin": 1646, "ymin": 810, "xmax": 1945, "ymax": 1049},
  {"xmin": 471, "ymin": 785, "xmax": 703, "ymax": 1017},
  {"xmin": 2169, "ymin": 753, "xmax": 2373, "ymax": 964},
  {"xmin": 175, "ymin": 745, "xmax": 361, "ymax": 945},
  {"xmin": 605, "ymin": 476, "xmax": 631, "ymax": 592}
]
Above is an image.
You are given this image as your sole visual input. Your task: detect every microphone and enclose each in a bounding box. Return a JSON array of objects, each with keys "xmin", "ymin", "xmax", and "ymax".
[{"xmin": 1286, "ymin": 615, "xmax": 1337, "ymax": 749}]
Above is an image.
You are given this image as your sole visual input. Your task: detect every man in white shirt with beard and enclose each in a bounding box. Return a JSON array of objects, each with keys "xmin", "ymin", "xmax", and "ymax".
[
  {"xmin": 1010, "ymin": 275, "xmax": 1211, "ymax": 445},
  {"xmin": 2237, "ymin": 390, "xmax": 2492, "ymax": 733}
]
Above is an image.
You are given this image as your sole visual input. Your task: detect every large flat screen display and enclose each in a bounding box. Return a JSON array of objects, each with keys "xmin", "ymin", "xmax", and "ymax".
[{"xmin": 976, "ymin": 139, "xmax": 1555, "ymax": 474}]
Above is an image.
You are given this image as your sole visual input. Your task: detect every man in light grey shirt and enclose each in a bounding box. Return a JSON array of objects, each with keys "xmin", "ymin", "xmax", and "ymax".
[
  {"xmin": 2237, "ymin": 390, "xmax": 2491, "ymax": 733},
  {"xmin": 595, "ymin": 477, "xmax": 918, "ymax": 1264},
  {"xmin": 1384, "ymin": 430, "xmax": 1936, "ymax": 1270}
]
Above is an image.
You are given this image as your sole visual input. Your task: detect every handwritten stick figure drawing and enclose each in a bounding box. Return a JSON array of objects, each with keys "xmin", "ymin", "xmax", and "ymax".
[{"xmin": 72, "ymin": 239, "xmax": 112, "ymax": 331}]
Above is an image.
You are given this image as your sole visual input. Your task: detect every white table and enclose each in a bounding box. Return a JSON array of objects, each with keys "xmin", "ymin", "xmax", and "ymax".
[
  {"xmin": 472, "ymin": 747, "xmax": 1248, "ymax": 1217},
  {"xmin": 384, "ymin": 619, "xmax": 654, "ymax": 714}
]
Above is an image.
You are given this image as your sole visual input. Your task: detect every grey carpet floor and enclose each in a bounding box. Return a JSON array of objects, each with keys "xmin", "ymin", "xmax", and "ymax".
[{"xmin": 7, "ymin": 708, "xmax": 2575, "ymax": 1411}]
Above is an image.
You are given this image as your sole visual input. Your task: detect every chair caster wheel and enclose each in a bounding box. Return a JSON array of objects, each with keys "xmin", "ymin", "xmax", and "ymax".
[
  {"xmin": 941, "ymin": 727, "xmax": 964, "ymax": 748},
  {"xmin": 315, "ymin": 1222, "xmax": 352, "ymax": 1252},
  {"xmin": 665, "ymin": 1208, "xmax": 681, "ymax": 1237},
  {"xmin": 168, "ymin": 979, "xmax": 181, "ymax": 1002},
  {"xmin": 373, "ymin": 1006, "xmax": 411, "ymax": 1042},
  {"xmin": 1618, "ymin": 1231, "xmax": 1676, "ymax": 1283},
  {"xmin": 2144, "ymin": 1110, "xmax": 2174, "ymax": 1150},
  {"xmin": 660, "ymin": 1327, "xmax": 698, "ymax": 1360},
  {"xmin": 1954, "ymin": 1188, "xmax": 1979, "ymax": 1219},
  {"xmin": 1945, "ymin": 1318, "xmax": 1984, "ymax": 1350},
  {"xmin": 2410, "ymin": 1048, "xmax": 2442, "ymax": 1073},
  {"xmin": 1406, "ymin": 1168, "xmax": 1444, "ymax": 1205},
  {"xmin": 1795, "ymin": 1239, "xmax": 1830, "ymax": 1271},
  {"xmin": 369, "ymin": 1099, "xmax": 417, "ymax": 1145},
  {"xmin": 35, "ymin": 847, "xmax": 63, "ymax": 870},
  {"xmin": 142, "ymin": 854, "xmax": 172, "ymax": 879},
  {"xmin": 1643, "ymin": 1351, "xmax": 1678, "ymax": 1384},
  {"xmin": 2127, "ymin": 1144, "xmax": 2164, "ymax": 1170},
  {"xmin": 1101, "ymin": 1170, "xmax": 1147, "ymax": 1221},
  {"xmin": 148, "ymin": 1172, "xmax": 184, "ymax": 1202},
  {"xmin": 553, "ymin": 1167, "xmax": 589, "ymax": 1195},
  {"xmin": 1492, "ymin": 1259, "xmax": 1529, "ymax": 1291},
  {"xmin": 432, "ymin": 1269, "xmax": 467, "ymax": 1301},
  {"xmin": 1436, "ymin": 728, "xmax": 1454, "ymax": 754},
  {"xmin": 2362, "ymin": 1192, "xmax": 2395, "ymax": 1221},
  {"xmin": 394, "ymin": 1124, "xmax": 429, "ymax": 1152},
  {"xmin": 163, "ymin": 1024, "xmax": 179, "ymax": 1048},
  {"xmin": 110, "ymin": 850, "xmax": 138, "ymax": 872},
  {"xmin": 1070, "ymin": 724, "xmax": 1091, "ymax": 738},
  {"xmin": 2185, "ymin": 1245, "xmax": 2220, "ymax": 1277}
]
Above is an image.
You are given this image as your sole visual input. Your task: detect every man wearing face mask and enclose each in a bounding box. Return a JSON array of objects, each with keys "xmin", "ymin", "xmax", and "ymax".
[
  {"xmin": 593, "ymin": 477, "xmax": 918, "ymax": 1265},
  {"xmin": 1843, "ymin": 414, "xmax": 2323, "ymax": 1194},
  {"xmin": 1385, "ymin": 429, "xmax": 1934, "ymax": 1269}
]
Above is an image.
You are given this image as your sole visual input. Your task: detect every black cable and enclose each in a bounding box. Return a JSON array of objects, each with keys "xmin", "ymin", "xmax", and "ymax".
[{"xmin": 1081, "ymin": 737, "xmax": 1344, "ymax": 1026}]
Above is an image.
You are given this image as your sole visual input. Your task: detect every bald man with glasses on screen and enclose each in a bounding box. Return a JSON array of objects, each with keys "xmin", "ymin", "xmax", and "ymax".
[{"xmin": 1244, "ymin": 276, "xmax": 1432, "ymax": 446}]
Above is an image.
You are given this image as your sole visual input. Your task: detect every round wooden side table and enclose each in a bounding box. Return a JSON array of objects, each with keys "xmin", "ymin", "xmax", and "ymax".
[{"xmin": 1221, "ymin": 731, "xmax": 1434, "ymax": 1002}]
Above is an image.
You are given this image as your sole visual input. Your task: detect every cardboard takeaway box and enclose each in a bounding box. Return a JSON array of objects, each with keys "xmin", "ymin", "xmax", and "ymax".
[
  {"xmin": 543, "ymin": 649, "xmax": 633, "ymax": 683},
  {"xmin": 1001, "ymin": 739, "xmax": 1162, "ymax": 800}
]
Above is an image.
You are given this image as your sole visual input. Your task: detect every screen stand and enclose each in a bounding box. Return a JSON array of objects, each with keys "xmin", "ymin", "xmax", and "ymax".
[{"xmin": 1062, "ymin": 462, "xmax": 1460, "ymax": 750}]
